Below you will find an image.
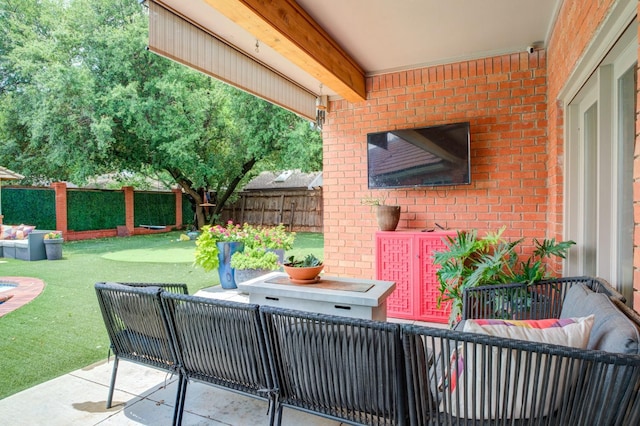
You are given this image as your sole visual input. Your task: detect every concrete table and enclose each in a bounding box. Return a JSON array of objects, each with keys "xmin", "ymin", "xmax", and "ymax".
[{"xmin": 237, "ymin": 271, "xmax": 396, "ymax": 321}]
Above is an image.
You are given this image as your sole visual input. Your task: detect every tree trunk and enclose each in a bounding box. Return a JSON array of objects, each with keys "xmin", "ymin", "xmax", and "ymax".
[
  {"xmin": 210, "ymin": 158, "xmax": 257, "ymax": 225},
  {"xmin": 167, "ymin": 170, "xmax": 208, "ymax": 229},
  {"xmin": 166, "ymin": 158, "xmax": 257, "ymax": 229}
]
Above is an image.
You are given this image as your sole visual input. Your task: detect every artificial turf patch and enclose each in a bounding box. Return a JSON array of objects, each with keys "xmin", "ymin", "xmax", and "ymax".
[{"xmin": 101, "ymin": 246, "xmax": 196, "ymax": 263}]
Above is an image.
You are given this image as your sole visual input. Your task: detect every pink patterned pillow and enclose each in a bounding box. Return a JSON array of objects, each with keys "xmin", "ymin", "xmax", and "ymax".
[
  {"xmin": 1, "ymin": 225, "xmax": 17, "ymax": 240},
  {"xmin": 15, "ymin": 224, "xmax": 35, "ymax": 240}
]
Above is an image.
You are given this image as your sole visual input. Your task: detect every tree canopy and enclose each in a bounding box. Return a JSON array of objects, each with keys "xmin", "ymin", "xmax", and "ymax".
[{"xmin": 0, "ymin": 0, "xmax": 322, "ymax": 228}]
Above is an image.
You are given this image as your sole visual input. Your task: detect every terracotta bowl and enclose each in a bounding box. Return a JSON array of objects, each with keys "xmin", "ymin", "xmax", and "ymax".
[{"xmin": 283, "ymin": 264, "xmax": 324, "ymax": 282}]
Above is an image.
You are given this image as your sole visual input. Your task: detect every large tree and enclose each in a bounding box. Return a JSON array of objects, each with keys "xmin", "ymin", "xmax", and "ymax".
[{"xmin": 0, "ymin": 0, "xmax": 322, "ymax": 228}]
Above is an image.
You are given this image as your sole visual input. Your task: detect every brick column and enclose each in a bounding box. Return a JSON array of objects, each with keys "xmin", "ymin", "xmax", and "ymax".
[
  {"xmin": 51, "ymin": 182, "xmax": 68, "ymax": 233},
  {"xmin": 173, "ymin": 188, "xmax": 183, "ymax": 229},
  {"xmin": 122, "ymin": 186, "xmax": 135, "ymax": 235}
]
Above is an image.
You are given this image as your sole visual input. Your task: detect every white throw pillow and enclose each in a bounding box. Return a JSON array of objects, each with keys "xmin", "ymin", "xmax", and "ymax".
[{"xmin": 440, "ymin": 316, "xmax": 594, "ymax": 420}]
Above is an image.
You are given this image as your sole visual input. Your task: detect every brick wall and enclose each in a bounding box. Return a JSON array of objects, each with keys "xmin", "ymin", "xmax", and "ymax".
[
  {"xmin": 51, "ymin": 182, "xmax": 182, "ymax": 241},
  {"xmin": 321, "ymin": 0, "xmax": 640, "ymax": 311},
  {"xmin": 322, "ymin": 51, "xmax": 548, "ymax": 278}
]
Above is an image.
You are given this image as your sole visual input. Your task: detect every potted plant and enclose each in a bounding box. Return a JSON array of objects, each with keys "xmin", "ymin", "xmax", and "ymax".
[
  {"xmin": 244, "ymin": 223, "xmax": 295, "ymax": 264},
  {"xmin": 283, "ymin": 253, "xmax": 324, "ymax": 283},
  {"xmin": 230, "ymin": 247, "xmax": 280, "ymax": 283},
  {"xmin": 195, "ymin": 221, "xmax": 295, "ymax": 289},
  {"xmin": 195, "ymin": 222, "xmax": 247, "ymax": 289},
  {"xmin": 362, "ymin": 196, "xmax": 401, "ymax": 231},
  {"xmin": 43, "ymin": 231, "xmax": 64, "ymax": 260},
  {"xmin": 433, "ymin": 227, "xmax": 575, "ymax": 327}
]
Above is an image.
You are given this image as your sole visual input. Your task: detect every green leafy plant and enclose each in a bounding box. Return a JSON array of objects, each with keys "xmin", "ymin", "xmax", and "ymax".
[
  {"xmin": 361, "ymin": 194, "xmax": 400, "ymax": 207},
  {"xmin": 434, "ymin": 227, "xmax": 575, "ymax": 327},
  {"xmin": 194, "ymin": 225, "xmax": 223, "ymax": 272},
  {"xmin": 194, "ymin": 221, "xmax": 295, "ymax": 272},
  {"xmin": 230, "ymin": 247, "xmax": 280, "ymax": 271},
  {"xmin": 285, "ymin": 253, "xmax": 323, "ymax": 267},
  {"xmin": 361, "ymin": 196, "xmax": 386, "ymax": 206}
]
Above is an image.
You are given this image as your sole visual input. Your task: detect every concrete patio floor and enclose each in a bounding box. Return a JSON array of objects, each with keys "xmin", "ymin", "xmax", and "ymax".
[
  {"xmin": 0, "ymin": 358, "xmax": 338, "ymax": 426},
  {"xmin": 0, "ymin": 287, "xmax": 445, "ymax": 425}
]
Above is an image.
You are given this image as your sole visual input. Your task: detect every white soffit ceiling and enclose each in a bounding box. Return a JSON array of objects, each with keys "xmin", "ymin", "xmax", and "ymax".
[{"xmin": 153, "ymin": 0, "xmax": 561, "ymax": 98}]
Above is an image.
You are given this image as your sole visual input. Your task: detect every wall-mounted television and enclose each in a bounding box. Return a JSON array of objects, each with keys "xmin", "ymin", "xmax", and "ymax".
[{"xmin": 367, "ymin": 121, "xmax": 471, "ymax": 189}]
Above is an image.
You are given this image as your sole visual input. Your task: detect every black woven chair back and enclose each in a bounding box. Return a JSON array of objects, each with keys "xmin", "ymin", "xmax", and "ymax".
[
  {"xmin": 462, "ymin": 276, "xmax": 624, "ymax": 321},
  {"xmin": 161, "ymin": 292, "xmax": 276, "ymax": 425},
  {"xmin": 115, "ymin": 282, "xmax": 188, "ymax": 295},
  {"xmin": 95, "ymin": 282, "xmax": 178, "ymax": 370},
  {"xmin": 260, "ymin": 305, "xmax": 407, "ymax": 426}
]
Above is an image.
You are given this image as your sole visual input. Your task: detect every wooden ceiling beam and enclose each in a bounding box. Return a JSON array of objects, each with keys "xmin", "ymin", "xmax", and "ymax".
[{"xmin": 204, "ymin": 0, "xmax": 366, "ymax": 102}]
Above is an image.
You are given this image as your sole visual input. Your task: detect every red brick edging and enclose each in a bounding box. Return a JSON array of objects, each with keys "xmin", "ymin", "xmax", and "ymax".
[{"xmin": 0, "ymin": 276, "xmax": 45, "ymax": 317}]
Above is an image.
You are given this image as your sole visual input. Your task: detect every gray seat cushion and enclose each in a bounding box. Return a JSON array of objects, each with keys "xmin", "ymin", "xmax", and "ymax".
[{"xmin": 560, "ymin": 283, "xmax": 640, "ymax": 354}]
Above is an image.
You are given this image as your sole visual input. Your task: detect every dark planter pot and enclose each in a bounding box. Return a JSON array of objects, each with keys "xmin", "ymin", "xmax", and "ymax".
[
  {"xmin": 268, "ymin": 248, "xmax": 285, "ymax": 264},
  {"xmin": 376, "ymin": 205, "xmax": 401, "ymax": 231},
  {"xmin": 44, "ymin": 239, "xmax": 64, "ymax": 260},
  {"xmin": 216, "ymin": 241, "xmax": 244, "ymax": 289},
  {"xmin": 235, "ymin": 268, "xmax": 273, "ymax": 284}
]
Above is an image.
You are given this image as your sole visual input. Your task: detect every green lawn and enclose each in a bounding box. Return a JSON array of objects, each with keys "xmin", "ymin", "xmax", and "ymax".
[{"xmin": 0, "ymin": 230, "xmax": 323, "ymax": 400}]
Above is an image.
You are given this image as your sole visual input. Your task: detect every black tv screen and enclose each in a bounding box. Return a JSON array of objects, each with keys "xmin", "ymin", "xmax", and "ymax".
[{"xmin": 367, "ymin": 122, "xmax": 471, "ymax": 189}]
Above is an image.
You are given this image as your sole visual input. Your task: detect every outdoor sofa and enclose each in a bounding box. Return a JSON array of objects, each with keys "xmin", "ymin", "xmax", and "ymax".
[
  {"xmin": 95, "ymin": 276, "xmax": 640, "ymax": 426},
  {"xmin": 0, "ymin": 224, "xmax": 51, "ymax": 261}
]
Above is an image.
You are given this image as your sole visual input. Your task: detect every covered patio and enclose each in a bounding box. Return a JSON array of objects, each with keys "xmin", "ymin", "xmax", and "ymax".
[
  {"xmin": 147, "ymin": 0, "xmax": 640, "ymax": 311},
  {"xmin": 3, "ymin": 1, "xmax": 640, "ymax": 425}
]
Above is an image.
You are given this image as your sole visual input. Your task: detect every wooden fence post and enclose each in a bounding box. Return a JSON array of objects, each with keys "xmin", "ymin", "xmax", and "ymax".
[{"xmin": 289, "ymin": 201, "xmax": 296, "ymax": 231}]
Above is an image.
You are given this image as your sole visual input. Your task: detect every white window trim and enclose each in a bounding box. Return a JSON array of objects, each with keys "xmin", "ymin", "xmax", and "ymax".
[{"xmin": 563, "ymin": 18, "xmax": 637, "ymax": 302}]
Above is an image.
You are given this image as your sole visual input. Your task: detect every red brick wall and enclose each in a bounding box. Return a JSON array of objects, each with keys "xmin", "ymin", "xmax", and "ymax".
[
  {"xmin": 51, "ymin": 182, "xmax": 180, "ymax": 241},
  {"xmin": 322, "ymin": 52, "xmax": 548, "ymax": 278},
  {"xmin": 321, "ymin": 0, "xmax": 640, "ymax": 311}
]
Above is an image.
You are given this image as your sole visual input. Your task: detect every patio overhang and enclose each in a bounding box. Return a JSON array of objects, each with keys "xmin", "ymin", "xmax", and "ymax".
[
  {"xmin": 147, "ymin": 0, "xmax": 561, "ymax": 119},
  {"xmin": 148, "ymin": 1, "xmax": 321, "ymax": 120},
  {"xmin": 201, "ymin": 0, "xmax": 366, "ymax": 103}
]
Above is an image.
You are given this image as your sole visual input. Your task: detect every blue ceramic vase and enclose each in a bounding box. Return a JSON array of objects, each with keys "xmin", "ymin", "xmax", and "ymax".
[{"xmin": 217, "ymin": 241, "xmax": 244, "ymax": 289}]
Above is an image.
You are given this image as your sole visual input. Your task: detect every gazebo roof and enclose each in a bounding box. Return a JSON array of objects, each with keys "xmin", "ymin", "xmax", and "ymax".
[{"xmin": 0, "ymin": 167, "xmax": 24, "ymax": 180}]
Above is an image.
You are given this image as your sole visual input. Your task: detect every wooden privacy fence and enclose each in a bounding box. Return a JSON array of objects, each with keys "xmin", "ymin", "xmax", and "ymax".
[{"xmin": 219, "ymin": 189, "xmax": 323, "ymax": 233}]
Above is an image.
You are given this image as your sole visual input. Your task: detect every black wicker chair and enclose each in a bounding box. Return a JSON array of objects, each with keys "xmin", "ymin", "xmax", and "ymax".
[
  {"xmin": 260, "ymin": 305, "xmax": 407, "ymax": 426},
  {"xmin": 161, "ymin": 293, "xmax": 276, "ymax": 426},
  {"xmin": 462, "ymin": 276, "xmax": 624, "ymax": 321},
  {"xmin": 94, "ymin": 282, "xmax": 184, "ymax": 424},
  {"xmin": 402, "ymin": 323, "xmax": 640, "ymax": 425},
  {"xmin": 114, "ymin": 282, "xmax": 189, "ymax": 295}
]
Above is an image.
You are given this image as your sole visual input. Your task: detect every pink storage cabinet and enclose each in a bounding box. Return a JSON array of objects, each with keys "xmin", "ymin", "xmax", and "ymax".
[{"xmin": 376, "ymin": 230, "xmax": 454, "ymax": 323}]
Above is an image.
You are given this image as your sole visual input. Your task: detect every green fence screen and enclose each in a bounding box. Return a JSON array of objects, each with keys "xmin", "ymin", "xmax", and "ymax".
[
  {"xmin": 134, "ymin": 192, "xmax": 176, "ymax": 227},
  {"xmin": 0, "ymin": 187, "xmax": 56, "ymax": 229},
  {"xmin": 67, "ymin": 190, "xmax": 125, "ymax": 231}
]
